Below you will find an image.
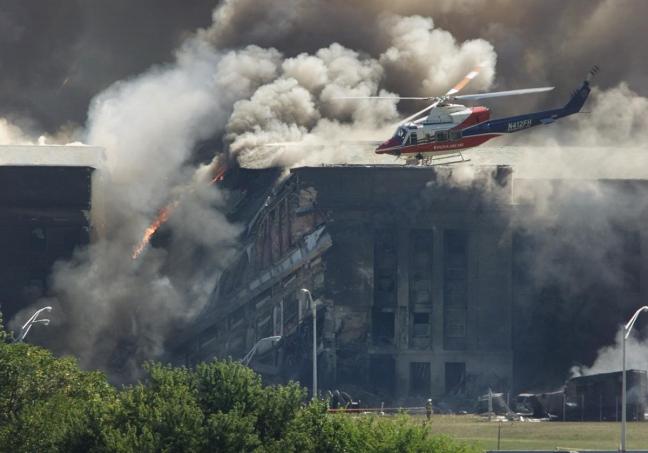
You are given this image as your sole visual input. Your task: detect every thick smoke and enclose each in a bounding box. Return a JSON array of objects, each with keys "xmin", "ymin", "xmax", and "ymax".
[
  {"xmin": 0, "ymin": 118, "xmax": 31, "ymax": 145},
  {"xmin": 6, "ymin": 39, "xmax": 284, "ymax": 379},
  {"xmin": 0, "ymin": 0, "xmax": 217, "ymax": 134},
  {"xmin": 225, "ymin": 14, "xmax": 495, "ymax": 168},
  {"xmin": 5, "ymin": 0, "xmax": 648, "ymax": 134},
  {"xmin": 3, "ymin": 0, "xmax": 648, "ymax": 384},
  {"xmin": 576, "ymin": 330, "xmax": 648, "ymax": 376}
]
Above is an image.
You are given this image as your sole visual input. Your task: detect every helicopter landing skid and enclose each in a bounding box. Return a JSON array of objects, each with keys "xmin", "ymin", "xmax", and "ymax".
[{"xmin": 405, "ymin": 151, "xmax": 470, "ymax": 166}]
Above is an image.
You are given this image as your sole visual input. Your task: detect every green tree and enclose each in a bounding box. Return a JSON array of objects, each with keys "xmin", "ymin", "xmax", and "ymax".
[
  {"xmin": 0, "ymin": 311, "xmax": 479, "ymax": 453},
  {"xmin": 0, "ymin": 317, "xmax": 113, "ymax": 452}
]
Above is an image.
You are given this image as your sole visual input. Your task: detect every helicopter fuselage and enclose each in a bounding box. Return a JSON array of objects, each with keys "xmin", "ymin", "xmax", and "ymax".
[
  {"xmin": 375, "ymin": 104, "xmax": 493, "ymax": 158},
  {"xmin": 375, "ymin": 75, "xmax": 592, "ymax": 159}
]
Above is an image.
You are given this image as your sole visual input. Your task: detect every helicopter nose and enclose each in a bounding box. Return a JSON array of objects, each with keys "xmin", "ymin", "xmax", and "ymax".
[{"xmin": 376, "ymin": 137, "xmax": 400, "ymax": 154}]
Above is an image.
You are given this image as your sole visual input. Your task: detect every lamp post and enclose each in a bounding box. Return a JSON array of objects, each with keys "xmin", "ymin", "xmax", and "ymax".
[
  {"xmin": 301, "ymin": 288, "xmax": 317, "ymax": 400},
  {"xmin": 17, "ymin": 306, "xmax": 52, "ymax": 342},
  {"xmin": 621, "ymin": 305, "xmax": 648, "ymax": 453},
  {"xmin": 240, "ymin": 335, "xmax": 281, "ymax": 366}
]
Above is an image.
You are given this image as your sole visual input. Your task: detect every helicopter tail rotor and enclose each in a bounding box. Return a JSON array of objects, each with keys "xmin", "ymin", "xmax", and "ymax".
[{"xmin": 586, "ymin": 65, "xmax": 600, "ymax": 82}]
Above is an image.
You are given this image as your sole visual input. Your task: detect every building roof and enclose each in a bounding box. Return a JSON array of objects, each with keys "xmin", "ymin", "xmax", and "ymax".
[
  {"xmin": 304, "ymin": 145, "xmax": 648, "ymax": 180},
  {"xmin": 0, "ymin": 145, "xmax": 104, "ymax": 168},
  {"xmin": 464, "ymin": 145, "xmax": 648, "ymax": 180}
]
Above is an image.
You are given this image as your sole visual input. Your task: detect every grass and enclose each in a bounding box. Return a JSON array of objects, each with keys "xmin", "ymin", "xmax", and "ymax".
[{"xmin": 419, "ymin": 414, "xmax": 648, "ymax": 450}]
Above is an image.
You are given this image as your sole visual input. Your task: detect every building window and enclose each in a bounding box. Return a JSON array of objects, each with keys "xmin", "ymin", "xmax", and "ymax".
[
  {"xmin": 369, "ymin": 356, "xmax": 395, "ymax": 395},
  {"xmin": 444, "ymin": 230, "xmax": 468, "ymax": 350},
  {"xmin": 374, "ymin": 229, "xmax": 397, "ymax": 308},
  {"xmin": 444, "ymin": 309, "xmax": 466, "ymax": 338},
  {"xmin": 273, "ymin": 302, "xmax": 283, "ymax": 337},
  {"xmin": 409, "ymin": 362, "xmax": 431, "ymax": 396},
  {"xmin": 256, "ymin": 311, "xmax": 273, "ymax": 339},
  {"xmin": 412, "ymin": 312, "xmax": 430, "ymax": 338},
  {"xmin": 283, "ymin": 292, "xmax": 299, "ymax": 331},
  {"xmin": 445, "ymin": 362, "xmax": 466, "ymax": 395},
  {"xmin": 409, "ymin": 229, "xmax": 433, "ymax": 307},
  {"xmin": 228, "ymin": 306, "xmax": 245, "ymax": 332},
  {"xmin": 372, "ymin": 309, "xmax": 394, "ymax": 346}
]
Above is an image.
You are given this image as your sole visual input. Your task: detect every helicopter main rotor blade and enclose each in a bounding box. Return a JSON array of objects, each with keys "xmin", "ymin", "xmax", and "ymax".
[
  {"xmin": 333, "ymin": 96, "xmax": 432, "ymax": 100},
  {"xmin": 398, "ymin": 99, "xmax": 441, "ymax": 125},
  {"xmin": 396, "ymin": 64, "xmax": 484, "ymax": 125},
  {"xmin": 445, "ymin": 64, "xmax": 485, "ymax": 96},
  {"xmin": 336, "ymin": 63, "xmax": 486, "ymax": 104},
  {"xmin": 453, "ymin": 86, "xmax": 554, "ymax": 101}
]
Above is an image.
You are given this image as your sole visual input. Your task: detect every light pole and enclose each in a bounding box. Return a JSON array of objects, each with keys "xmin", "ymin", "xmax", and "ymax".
[
  {"xmin": 240, "ymin": 335, "xmax": 281, "ymax": 366},
  {"xmin": 621, "ymin": 305, "xmax": 648, "ymax": 453},
  {"xmin": 17, "ymin": 306, "xmax": 52, "ymax": 342},
  {"xmin": 301, "ymin": 288, "xmax": 317, "ymax": 400}
]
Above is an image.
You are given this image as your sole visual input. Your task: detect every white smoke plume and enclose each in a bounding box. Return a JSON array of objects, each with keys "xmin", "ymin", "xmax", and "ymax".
[
  {"xmin": 573, "ymin": 330, "xmax": 648, "ymax": 377},
  {"xmin": 7, "ymin": 40, "xmax": 286, "ymax": 379},
  {"xmin": 0, "ymin": 117, "xmax": 81, "ymax": 146},
  {"xmin": 428, "ymin": 81, "xmax": 648, "ymax": 385},
  {"xmin": 225, "ymin": 14, "xmax": 496, "ymax": 169},
  {"xmin": 57, "ymin": 8, "xmax": 493, "ymax": 378},
  {"xmin": 0, "ymin": 118, "xmax": 32, "ymax": 145}
]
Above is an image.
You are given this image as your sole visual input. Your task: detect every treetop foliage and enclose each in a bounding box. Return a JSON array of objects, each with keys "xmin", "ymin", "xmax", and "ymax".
[{"xmin": 0, "ymin": 314, "xmax": 476, "ymax": 453}]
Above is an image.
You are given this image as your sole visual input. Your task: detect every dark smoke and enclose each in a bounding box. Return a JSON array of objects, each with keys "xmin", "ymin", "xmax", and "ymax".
[
  {"xmin": 4, "ymin": 0, "xmax": 647, "ymax": 134},
  {"xmin": 0, "ymin": 0, "xmax": 217, "ymax": 133},
  {"xmin": 3, "ymin": 0, "xmax": 648, "ymax": 385}
]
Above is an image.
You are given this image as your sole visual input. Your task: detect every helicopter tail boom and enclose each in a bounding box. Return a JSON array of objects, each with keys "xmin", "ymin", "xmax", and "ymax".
[{"xmin": 461, "ymin": 67, "xmax": 597, "ymax": 137}]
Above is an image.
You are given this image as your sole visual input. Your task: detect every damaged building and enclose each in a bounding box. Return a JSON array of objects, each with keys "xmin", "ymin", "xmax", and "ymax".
[
  {"xmin": 173, "ymin": 164, "xmax": 515, "ymax": 403},
  {"xmin": 0, "ymin": 145, "xmax": 101, "ymax": 322},
  {"xmin": 172, "ymin": 161, "xmax": 648, "ymax": 405}
]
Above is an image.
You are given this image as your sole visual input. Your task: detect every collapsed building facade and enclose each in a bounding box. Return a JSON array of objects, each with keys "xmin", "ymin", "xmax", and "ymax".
[
  {"xmin": 172, "ymin": 163, "xmax": 648, "ymax": 405},
  {"xmin": 0, "ymin": 145, "xmax": 101, "ymax": 322},
  {"xmin": 516, "ymin": 370, "xmax": 648, "ymax": 421}
]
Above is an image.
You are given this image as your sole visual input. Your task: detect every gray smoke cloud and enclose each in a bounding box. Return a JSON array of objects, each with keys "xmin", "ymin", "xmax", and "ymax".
[
  {"xmin": 575, "ymin": 330, "xmax": 648, "ymax": 377},
  {"xmin": 2, "ymin": 0, "xmax": 648, "ymax": 384},
  {"xmin": 4, "ymin": 0, "xmax": 647, "ymax": 134},
  {"xmin": 224, "ymin": 14, "xmax": 495, "ymax": 168},
  {"xmin": 0, "ymin": 0, "xmax": 217, "ymax": 133},
  {"xmin": 6, "ymin": 39, "xmax": 284, "ymax": 379}
]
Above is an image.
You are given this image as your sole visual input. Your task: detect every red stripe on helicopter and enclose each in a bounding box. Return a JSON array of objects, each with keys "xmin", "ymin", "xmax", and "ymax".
[
  {"xmin": 451, "ymin": 106, "xmax": 491, "ymax": 130},
  {"xmin": 375, "ymin": 133, "xmax": 500, "ymax": 155}
]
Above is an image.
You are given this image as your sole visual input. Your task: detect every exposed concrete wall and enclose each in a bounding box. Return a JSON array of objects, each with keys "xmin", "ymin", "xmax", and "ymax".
[
  {"xmin": 296, "ymin": 165, "xmax": 514, "ymax": 403},
  {"xmin": 177, "ymin": 165, "xmax": 516, "ymax": 404}
]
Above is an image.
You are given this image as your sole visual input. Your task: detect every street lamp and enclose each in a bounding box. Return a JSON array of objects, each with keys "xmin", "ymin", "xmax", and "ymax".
[
  {"xmin": 621, "ymin": 305, "xmax": 648, "ymax": 453},
  {"xmin": 17, "ymin": 306, "xmax": 52, "ymax": 342},
  {"xmin": 240, "ymin": 335, "xmax": 282, "ymax": 366},
  {"xmin": 301, "ymin": 288, "xmax": 317, "ymax": 400}
]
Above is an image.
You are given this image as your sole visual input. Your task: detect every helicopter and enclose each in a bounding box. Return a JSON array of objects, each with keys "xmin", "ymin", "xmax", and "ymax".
[{"xmin": 341, "ymin": 65, "xmax": 599, "ymax": 163}]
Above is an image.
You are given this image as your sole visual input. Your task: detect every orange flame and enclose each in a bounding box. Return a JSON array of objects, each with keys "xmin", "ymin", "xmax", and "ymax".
[
  {"xmin": 131, "ymin": 158, "xmax": 229, "ymax": 260},
  {"xmin": 210, "ymin": 161, "xmax": 228, "ymax": 184},
  {"xmin": 131, "ymin": 202, "xmax": 179, "ymax": 259}
]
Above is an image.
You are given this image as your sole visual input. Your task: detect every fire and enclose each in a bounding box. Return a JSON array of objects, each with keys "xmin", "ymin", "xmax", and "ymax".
[
  {"xmin": 210, "ymin": 160, "xmax": 228, "ymax": 184},
  {"xmin": 131, "ymin": 158, "xmax": 229, "ymax": 260},
  {"xmin": 131, "ymin": 202, "xmax": 179, "ymax": 259}
]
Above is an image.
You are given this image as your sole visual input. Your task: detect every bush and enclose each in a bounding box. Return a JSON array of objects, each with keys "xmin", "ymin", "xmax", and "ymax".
[{"xmin": 0, "ymin": 315, "xmax": 477, "ymax": 453}]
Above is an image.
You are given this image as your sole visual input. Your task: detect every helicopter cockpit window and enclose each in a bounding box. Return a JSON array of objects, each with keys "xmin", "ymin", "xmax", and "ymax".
[
  {"xmin": 435, "ymin": 130, "xmax": 448, "ymax": 142},
  {"xmin": 396, "ymin": 127, "xmax": 407, "ymax": 143},
  {"xmin": 449, "ymin": 130, "xmax": 462, "ymax": 141}
]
